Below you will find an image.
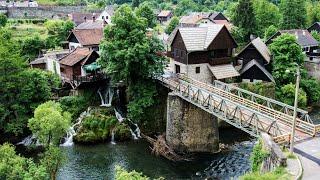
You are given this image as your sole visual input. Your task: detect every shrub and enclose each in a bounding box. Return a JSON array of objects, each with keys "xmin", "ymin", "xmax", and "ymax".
[
  {"xmin": 115, "ymin": 165, "xmax": 149, "ymax": 180},
  {"xmin": 276, "ymin": 83, "xmax": 307, "ymax": 108},
  {"xmin": 250, "ymin": 139, "xmax": 269, "ymax": 172},
  {"xmin": 59, "ymin": 96, "xmax": 88, "ymax": 120}
]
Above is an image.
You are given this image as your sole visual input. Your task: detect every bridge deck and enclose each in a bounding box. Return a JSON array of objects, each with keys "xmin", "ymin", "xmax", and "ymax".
[{"xmin": 158, "ymin": 74, "xmax": 320, "ymax": 144}]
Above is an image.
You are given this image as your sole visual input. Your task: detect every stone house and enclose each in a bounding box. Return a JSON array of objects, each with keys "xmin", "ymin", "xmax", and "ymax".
[
  {"xmin": 237, "ymin": 37, "xmax": 274, "ymax": 82},
  {"xmin": 167, "ymin": 24, "xmax": 239, "ymax": 83},
  {"xmin": 29, "ymin": 50, "xmax": 70, "ymax": 75},
  {"xmin": 97, "ymin": 5, "xmax": 114, "ymax": 25}
]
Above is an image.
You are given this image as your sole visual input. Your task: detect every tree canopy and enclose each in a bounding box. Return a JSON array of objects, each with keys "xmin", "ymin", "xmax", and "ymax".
[
  {"xmin": 28, "ymin": 101, "xmax": 71, "ymax": 146},
  {"xmin": 280, "ymin": 0, "xmax": 307, "ymax": 29},
  {"xmin": 165, "ymin": 16, "xmax": 179, "ymax": 35},
  {"xmin": 136, "ymin": 2, "xmax": 156, "ymax": 28},
  {"xmin": 99, "ymin": 4, "xmax": 166, "ymax": 122}
]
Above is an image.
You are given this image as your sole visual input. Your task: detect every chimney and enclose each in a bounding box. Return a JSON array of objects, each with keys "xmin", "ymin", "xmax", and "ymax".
[{"xmin": 84, "ymin": 16, "xmax": 87, "ymax": 22}]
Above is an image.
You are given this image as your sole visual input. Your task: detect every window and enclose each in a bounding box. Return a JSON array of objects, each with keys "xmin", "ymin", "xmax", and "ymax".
[
  {"xmin": 196, "ymin": 67, "xmax": 200, "ymax": 74},
  {"xmin": 175, "ymin": 64, "xmax": 180, "ymax": 73},
  {"xmin": 210, "ymin": 51, "xmax": 215, "ymax": 58}
]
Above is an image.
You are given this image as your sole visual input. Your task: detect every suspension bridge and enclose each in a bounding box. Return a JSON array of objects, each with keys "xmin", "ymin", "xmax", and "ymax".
[{"xmin": 158, "ymin": 73, "xmax": 320, "ymax": 144}]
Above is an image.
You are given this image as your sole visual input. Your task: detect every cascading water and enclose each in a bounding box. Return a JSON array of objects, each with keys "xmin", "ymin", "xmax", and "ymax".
[
  {"xmin": 114, "ymin": 109, "xmax": 141, "ymax": 140},
  {"xmin": 17, "ymin": 134, "xmax": 41, "ymax": 146},
  {"xmin": 98, "ymin": 86, "xmax": 114, "ymax": 107},
  {"xmin": 111, "ymin": 129, "xmax": 116, "ymax": 145},
  {"xmin": 61, "ymin": 107, "xmax": 91, "ymax": 147}
]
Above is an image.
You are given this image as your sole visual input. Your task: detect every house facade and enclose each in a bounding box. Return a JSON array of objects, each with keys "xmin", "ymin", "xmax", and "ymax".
[
  {"xmin": 179, "ymin": 12, "xmax": 231, "ymax": 30},
  {"xmin": 167, "ymin": 24, "xmax": 239, "ymax": 83},
  {"xmin": 67, "ymin": 29, "xmax": 103, "ymax": 51},
  {"xmin": 59, "ymin": 48, "xmax": 100, "ymax": 79},
  {"xmin": 308, "ymin": 22, "xmax": 320, "ymax": 34},
  {"xmin": 236, "ymin": 37, "xmax": 274, "ymax": 82},
  {"xmin": 157, "ymin": 10, "xmax": 173, "ymax": 23}
]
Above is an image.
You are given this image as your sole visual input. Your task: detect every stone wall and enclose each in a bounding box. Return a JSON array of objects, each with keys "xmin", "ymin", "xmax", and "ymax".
[
  {"xmin": 166, "ymin": 93, "xmax": 219, "ymax": 153},
  {"xmin": 260, "ymin": 133, "xmax": 287, "ymax": 173},
  {"xmin": 7, "ymin": 6, "xmax": 89, "ymax": 19}
]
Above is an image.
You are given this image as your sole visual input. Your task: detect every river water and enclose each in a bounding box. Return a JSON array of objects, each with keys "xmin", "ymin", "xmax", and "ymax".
[{"xmin": 57, "ymin": 129, "xmax": 255, "ymax": 180}]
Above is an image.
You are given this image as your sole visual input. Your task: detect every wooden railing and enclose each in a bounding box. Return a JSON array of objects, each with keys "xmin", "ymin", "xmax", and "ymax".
[{"xmin": 61, "ymin": 73, "xmax": 107, "ymax": 89}]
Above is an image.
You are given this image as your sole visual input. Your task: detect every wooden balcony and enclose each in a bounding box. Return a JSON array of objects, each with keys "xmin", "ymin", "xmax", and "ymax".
[
  {"xmin": 209, "ymin": 57, "xmax": 232, "ymax": 66},
  {"xmin": 61, "ymin": 73, "xmax": 107, "ymax": 89}
]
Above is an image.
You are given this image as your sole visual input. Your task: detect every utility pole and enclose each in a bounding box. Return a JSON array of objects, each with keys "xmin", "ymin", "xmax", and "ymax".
[{"xmin": 290, "ymin": 66, "xmax": 300, "ymax": 154}]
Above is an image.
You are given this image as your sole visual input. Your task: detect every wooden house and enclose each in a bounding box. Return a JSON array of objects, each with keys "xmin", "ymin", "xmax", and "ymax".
[
  {"xmin": 67, "ymin": 29, "xmax": 103, "ymax": 51},
  {"xmin": 59, "ymin": 48, "xmax": 100, "ymax": 80},
  {"xmin": 237, "ymin": 37, "xmax": 274, "ymax": 82},
  {"xmin": 266, "ymin": 30, "xmax": 319, "ymax": 60},
  {"xmin": 157, "ymin": 10, "xmax": 173, "ymax": 23},
  {"xmin": 308, "ymin": 22, "xmax": 320, "ymax": 33},
  {"xmin": 167, "ymin": 24, "xmax": 239, "ymax": 83}
]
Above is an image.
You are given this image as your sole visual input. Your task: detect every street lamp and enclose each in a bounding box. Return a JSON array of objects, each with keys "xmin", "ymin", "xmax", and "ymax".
[{"xmin": 286, "ymin": 64, "xmax": 301, "ymax": 154}]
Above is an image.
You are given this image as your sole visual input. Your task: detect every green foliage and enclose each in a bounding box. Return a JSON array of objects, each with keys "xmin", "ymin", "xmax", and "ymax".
[
  {"xmin": 165, "ymin": 16, "xmax": 179, "ymax": 35},
  {"xmin": 306, "ymin": 1, "xmax": 320, "ymax": 26},
  {"xmin": 232, "ymin": 0, "xmax": 257, "ymax": 42},
  {"xmin": 75, "ymin": 111, "xmax": 119, "ymax": 143},
  {"xmin": 0, "ymin": 13, "xmax": 7, "ymax": 27},
  {"xmin": 115, "ymin": 165, "xmax": 149, "ymax": 180},
  {"xmin": 0, "ymin": 143, "xmax": 48, "ymax": 180},
  {"xmin": 44, "ymin": 20, "xmax": 74, "ymax": 48},
  {"xmin": 175, "ymin": 0, "xmax": 199, "ymax": 16},
  {"xmin": 253, "ymin": 0, "xmax": 281, "ymax": 37},
  {"xmin": 241, "ymin": 167, "xmax": 290, "ymax": 180},
  {"xmin": 311, "ymin": 30, "xmax": 320, "ymax": 42},
  {"xmin": 136, "ymin": 2, "xmax": 156, "ymax": 28},
  {"xmin": 19, "ymin": 35, "xmax": 46, "ymax": 61},
  {"xmin": 28, "ymin": 101, "xmax": 71, "ymax": 146},
  {"xmin": 300, "ymin": 78, "xmax": 320, "ymax": 104},
  {"xmin": 280, "ymin": 0, "xmax": 307, "ymax": 29},
  {"xmin": 250, "ymin": 139, "xmax": 269, "ymax": 172},
  {"xmin": 113, "ymin": 123, "xmax": 131, "ymax": 141},
  {"xmin": 239, "ymin": 82, "xmax": 275, "ymax": 98},
  {"xmin": 40, "ymin": 146, "xmax": 65, "ymax": 180},
  {"xmin": 99, "ymin": 4, "xmax": 166, "ymax": 123},
  {"xmin": 269, "ymin": 34, "xmax": 305, "ymax": 85},
  {"xmin": 277, "ymin": 83, "xmax": 307, "ymax": 108},
  {"xmin": 59, "ymin": 96, "xmax": 88, "ymax": 120},
  {"xmin": 264, "ymin": 25, "xmax": 278, "ymax": 40}
]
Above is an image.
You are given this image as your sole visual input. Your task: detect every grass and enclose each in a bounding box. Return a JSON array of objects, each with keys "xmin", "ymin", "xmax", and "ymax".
[
  {"xmin": 241, "ymin": 167, "xmax": 292, "ymax": 180},
  {"xmin": 282, "ymin": 148, "xmax": 297, "ymax": 159},
  {"xmin": 8, "ymin": 23, "xmax": 48, "ymax": 40}
]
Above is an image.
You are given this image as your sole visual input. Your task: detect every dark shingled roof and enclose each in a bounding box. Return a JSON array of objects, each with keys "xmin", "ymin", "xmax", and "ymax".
[
  {"xmin": 240, "ymin": 59, "xmax": 274, "ymax": 82},
  {"xmin": 237, "ymin": 37, "xmax": 271, "ymax": 63},
  {"xmin": 68, "ymin": 13, "xmax": 101, "ymax": 26},
  {"xmin": 267, "ymin": 30, "xmax": 318, "ymax": 47}
]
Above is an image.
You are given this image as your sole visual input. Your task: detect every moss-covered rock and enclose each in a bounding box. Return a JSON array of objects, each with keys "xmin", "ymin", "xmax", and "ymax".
[{"xmin": 113, "ymin": 123, "xmax": 131, "ymax": 141}]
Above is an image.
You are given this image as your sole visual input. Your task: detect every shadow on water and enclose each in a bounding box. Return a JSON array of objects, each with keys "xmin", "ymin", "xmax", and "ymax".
[{"xmin": 57, "ymin": 127, "xmax": 255, "ymax": 180}]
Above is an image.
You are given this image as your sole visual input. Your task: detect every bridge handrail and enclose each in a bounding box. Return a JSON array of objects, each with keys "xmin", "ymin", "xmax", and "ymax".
[
  {"xmin": 177, "ymin": 76, "xmax": 316, "ymax": 136},
  {"xmin": 212, "ymin": 80, "xmax": 313, "ymax": 124},
  {"xmin": 159, "ymin": 74, "xmax": 317, "ymax": 136}
]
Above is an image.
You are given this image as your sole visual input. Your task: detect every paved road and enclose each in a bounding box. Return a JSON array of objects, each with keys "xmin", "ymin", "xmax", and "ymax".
[{"xmin": 294, "ymin": 136, "xmax": 320, "ymax": 180}]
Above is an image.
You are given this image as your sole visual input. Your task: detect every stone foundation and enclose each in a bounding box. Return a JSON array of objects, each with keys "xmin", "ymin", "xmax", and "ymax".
[{"xmin": 166, "ymin": 93, "xmax": 219, "ymax": 153}]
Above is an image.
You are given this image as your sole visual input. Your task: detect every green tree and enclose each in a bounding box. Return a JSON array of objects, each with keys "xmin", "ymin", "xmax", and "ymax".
[
  {"xmin": 115, "ymin": 165, "xmax": 149, "ymax": 180},
  {"xmin": 232, "ymin": 0, "xmax": 257, "ymax": 42},
  {"xmin": 306, "ymin": 1, "xmax": 320, "ymax": 26},
  {"xmin": 0, "ymin": 143, "xmax": 48, "ymax": 180},
  {"xmin": 269, "ymin": 34, "xmax": 305, "ymax": 85},
  {"xmin": 40, "ymin": 146, "xmax": 65, "ymax": 180},
  {"xmin": 253, "ymin": 0, "xmax": 281, "ymax": 37},
  {"xmin": 277, "ymin": 83, "xmax": 307, "ymax": 108},
  {"xmin": 165, "ymin": 16, "xmax": 179, "ymax": 34},
  {"xmin": 175, "ymin": 0, "xmax": 198, "ymax": 16},
  {"xmin": 28, "ymin": 101, "xmax": 71, "ymax": 146},
  {"xmin": 0, "ymin": 13, "xmax": 7, "ymax": 27},
  {"xmin": 99, "ymin": 5, "xmax": 166, "ymax": 122},
  {"xmin": 280, "ymin": 0, "xmax": 307, "ymax": 29},
  {"xmin": 264, "ymin": 25, "xmax": 278, "ymax": 40},
  {"xmin": 44, "ymin": 20, "xmax": 74, "ymax": 48},
  {"xmin": 136, "ymin": 2, "xmax": 156, "ymax": 28},
  {"xmin": 132, "ymin": 0, "xmax": 140, "ymax": 7},
  {"xmin": 19, "ymin": 35, "xmax": 46, "ymax": 61},
  {"xmin": 300, "ymin": 78, "xmax": 320, "ymax": 104},
  {"xmin": 311, "ymin": 30, "xmax": 320, "ymax": 42}
]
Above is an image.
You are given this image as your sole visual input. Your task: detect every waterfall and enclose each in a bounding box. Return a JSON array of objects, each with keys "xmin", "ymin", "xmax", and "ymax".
[
  {"xmin": 111, "ymin": 129, "xmax": 116, "ymax": 145},
  {"xmin": 17, "ymin": 134, "xmax": 41, "ymax": 146},
  {"xmin": 114, "ymin": 109, "xmax": 141, "ymax": 140},
  {"xmin": 60, "ymin": 107, "xmax": 91, "ymax": 147},
  {"xmin": 98, "ymin": 86, "xmax": 114, "ymax": 107}
]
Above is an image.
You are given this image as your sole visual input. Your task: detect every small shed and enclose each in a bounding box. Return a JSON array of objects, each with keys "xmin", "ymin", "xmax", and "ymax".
[{"xmin": 157, "ymin": 10, "xmax": 173, "ymax": 23}]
